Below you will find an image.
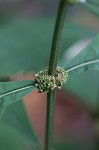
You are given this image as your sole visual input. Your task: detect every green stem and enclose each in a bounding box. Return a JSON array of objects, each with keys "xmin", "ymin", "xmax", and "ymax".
[
  {"xmin": 45, "ymin": 91, "xmax": 55, "ymax": 150},
  {"xmin": 45, "ymin": 1, "xmax": 68, "ymax": 150},
  {"xmin": 48, "ymin": 0, "xmax": 68, "ymax": 76}
]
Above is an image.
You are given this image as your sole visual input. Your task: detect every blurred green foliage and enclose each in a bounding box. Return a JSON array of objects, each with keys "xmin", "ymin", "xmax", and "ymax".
[
  {"xmin": 0, "ymin": 19, "xmax": 93, "ymax": 76},
  {"xmin": 0, "ymin": 124, "xmax": 24, "ymax": 150},
  {"xmin": 0, "ymin": 0, "xmax": 98, "ymax": 149},
  {"xmin": 82, "ymin": 0, "xmax": 99, "ymax": 16},
  {"xmin": 55, "ymin": 141, "xmax": 95, "ymax": 150},
  {"xmin": 1, "ymin": 100, "xmax": 40, "ymax": 150},
  {"xmin": 64, "ymin": 70, "xmax": 99, "ymax": 111}
]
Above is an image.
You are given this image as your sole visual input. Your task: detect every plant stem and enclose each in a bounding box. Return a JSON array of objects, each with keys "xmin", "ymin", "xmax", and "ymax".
[
  {"xmin": 48, "ymin": 0, "xmax": 68, "ymax": 76},
  {"xmin": 45, "ymin": 91, "xmax": 55, "ymax": 150},
  {"xmin": 45, "ymin": 1, "xmax": 68, "ymax": 150}
]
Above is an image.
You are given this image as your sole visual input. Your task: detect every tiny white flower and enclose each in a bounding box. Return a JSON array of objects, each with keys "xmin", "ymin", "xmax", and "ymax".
[
  {"xmin": 35, "ymin": 74, "xmax": 38, "ymax": 77},
  {"xmin": 35, "ymin": 83, "xmax": 39, "ymax": 87}
]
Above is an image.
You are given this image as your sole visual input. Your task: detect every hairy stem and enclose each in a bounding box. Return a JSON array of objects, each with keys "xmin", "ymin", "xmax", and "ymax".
[{"xmin": 45, "ymin": 1, "xmax": 68, "ymax": 150}]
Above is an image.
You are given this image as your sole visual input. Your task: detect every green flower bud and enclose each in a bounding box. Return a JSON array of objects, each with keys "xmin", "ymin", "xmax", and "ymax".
[{"xmin": 34, "ymin": 67, "xmax": 68, "ymax": 93}]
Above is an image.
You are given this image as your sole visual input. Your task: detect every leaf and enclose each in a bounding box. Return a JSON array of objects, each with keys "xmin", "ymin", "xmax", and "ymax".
[
  {"xmin": 63, "ymin": 70, "xmax": 99, "ymax": 111},
  {"xmin": 55, "ymin": 141, "xmax": 94, "ymax": 150},
  {"xmin": 82, "ymin": 0, "xmax": 99, "ymax": 16},
  {"xmin": 1, "ymin": 100, "xmax": 40, "ymax": 150},
  {"xmin": 0, "ymin": 124, "xmax": 24, "ymax": 150},
  {"xmin": 0, "ymin": 80, "xmax": 35, "ymax": 117},
  {"xmin": 64, "ymin": 34, "xmax": 99, "ymax": 75},
  {"xmin": 87, "ymin": 0, "xmax": 99, "ymax": 6},
  {"xmin": 0, "ymin": 19, "xmax": 93, "ymax": 76}
]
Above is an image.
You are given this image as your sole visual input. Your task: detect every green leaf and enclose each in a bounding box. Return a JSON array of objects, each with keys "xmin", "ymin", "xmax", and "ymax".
[
  {"xmin": 0, "ymin": 19, "xmax": 93, "ymax": 76},
  {"xmin": 0, "ymin": 124, "xmax": 24, "ymax": 150},
  {"xmin": 55, "ymin": 141, "xmax": 94, "ymax": 150},
  {"xmin": 63, "ymin": 70, "xmax": 99, "ymax": 111},
  {"xmin": 64, "ymin": 34, "xmax": 99, "ymax": 75},
  {"xmin": 87, "ymin": 0, "xmax": 99, "ymax": 6},
  {"xmin": 1, "ymin": 100, "xmax": 40, "ymax": 150},
  {"xmin": 82, "ymin": 0, "xmax": 99, "ymax": 16},
  {"xmin": 0, "ymin": 80, "xmax": 35, "ymax": 117}
]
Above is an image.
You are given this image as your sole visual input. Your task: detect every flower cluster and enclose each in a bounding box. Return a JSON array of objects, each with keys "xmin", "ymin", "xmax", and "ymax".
[{"xmin": 34, "ymin": 67, "xmax": 68, "ymax": 93}]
